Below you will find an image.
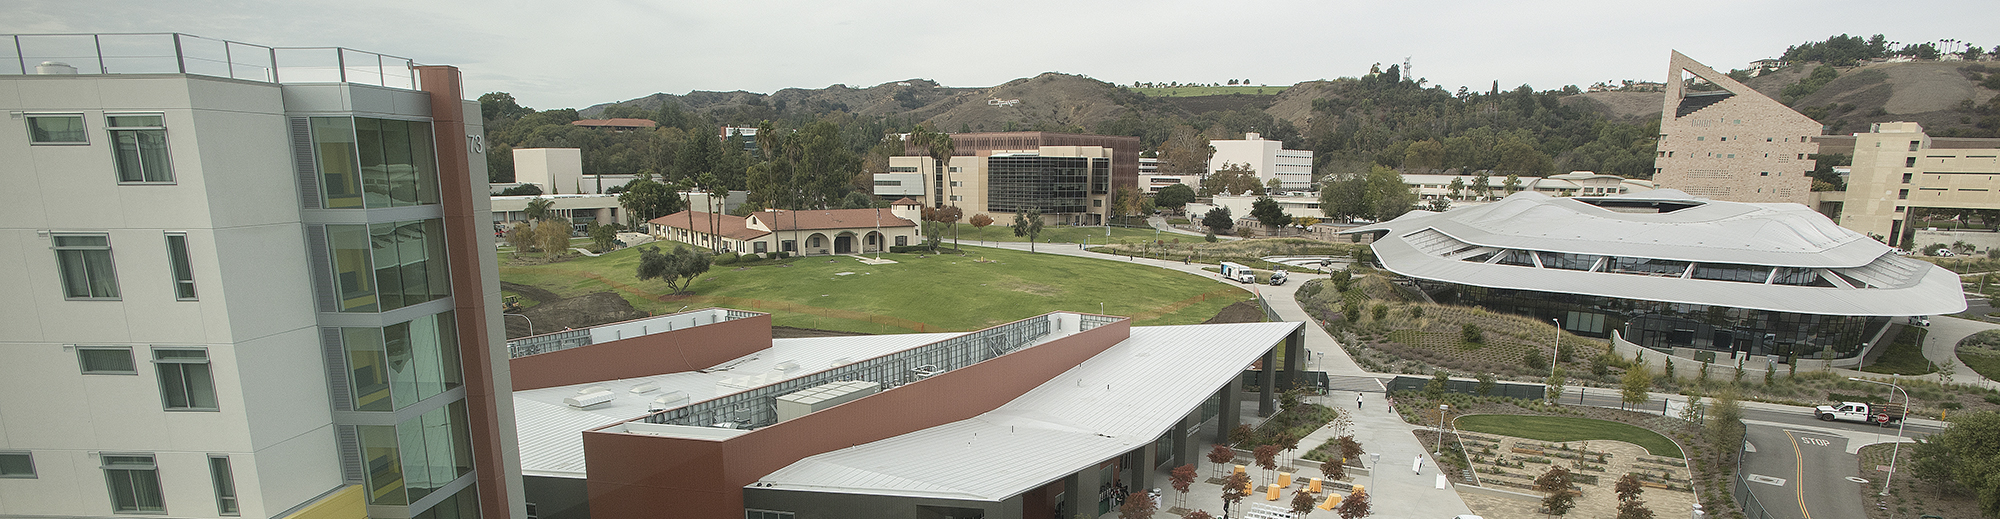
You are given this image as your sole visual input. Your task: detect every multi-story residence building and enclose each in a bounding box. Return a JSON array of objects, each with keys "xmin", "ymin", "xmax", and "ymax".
[{"xmin": 0, "ymin": 33, "xmax": 523, "ymax": 519}]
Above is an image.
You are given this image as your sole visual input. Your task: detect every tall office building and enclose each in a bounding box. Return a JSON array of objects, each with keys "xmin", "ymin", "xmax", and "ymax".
[
  {"xmin": 1207, "ymin": 132, "xmax": 1313, "ymax": 191},
  {"xmin": 1653, "ymin": 51, "xmax": 1820, "ymax": 204},
  {"xmin": 0, "ymin": 34, "xmax": 522, "ymax": 519}
]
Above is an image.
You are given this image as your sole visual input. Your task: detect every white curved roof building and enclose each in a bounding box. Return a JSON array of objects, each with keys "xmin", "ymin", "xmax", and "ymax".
[{"xmin": 1348, "ymin": 190, "xmax": 1964, "ymax": 358}]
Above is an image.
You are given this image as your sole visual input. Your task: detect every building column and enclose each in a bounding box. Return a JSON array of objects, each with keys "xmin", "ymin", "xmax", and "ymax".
[
  {"xmin": 1217, "ymin": 374, "xmax": 1242, "ymax": 440},
  {"xmin": 1258, "ymin": 347, "xmax": 1278, "ymax": 417},
  {"xmin": 1064, "ymin": 461, "xmax": 1102, "ymax": 519},
  {"xmin": 1283, "ymin": 326, "xmax": 1305, "ymax": 390},
  {"xmin": 1130, "ymin": 442, "xmax": 1158, "ymax": 495},
  {"xmin": 1177, "ymin": 409, "xmax": 1200, "ymax": 472}
]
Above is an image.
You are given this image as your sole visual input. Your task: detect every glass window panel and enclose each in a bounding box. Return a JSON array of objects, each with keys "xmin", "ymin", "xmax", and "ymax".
[
  {"xmin": 385, "ymin": 322, "xmax": 418, "ymax": 410},
  {"xmin": 345, "ymin": 327, "xmax": 392, "ymax": 411},
  {"xmin": 423, "ymin": 405, "xmax": 456, "ymax": 490},
  {"xmin": 436, "ymin": 312, "xmax": 464, "ymax": 391},
  {"xmin": 359, "ymin": 425, "xmax": 408, "ymax": 505},
  {"xmin": 1494, "ymin": 249, "xmax": 1536, "ymax": 267},
  {"xmin": 166, "ymin": 234, "xmax": 197, "ymax": 300},
  {"xmin": 329, "ymin": 225, "xmax": 377, "ymax": 312},
  {"xmin": 154, "ymin": 348, "xmax": 216, "ymax": 411},
  {"xmin": 1691, "ymin": 262, "xmax": 1772, "ymax": 283},
  {"xmin": 447, "ymin": 400, "xmax": 474, "ymax": 480},
  {"xmin": 356, "ymin": 118, "xmax": 389, "ymax": 208},
  {"xmin": 411, "ymin": 315, "xmax": 445, "ymax": 400},
  {"xmin": 381, "ymin": 120, "xmax": 419, "ymax": 207},
  {"xmin": 79, "ymin": 347, "xmax": 137, "ymax": 374},
  {"xmin": 0, "ymin": 452, "xmax": 35, "ymax": 477},
  {"xmin": 54, "ymin": 234, "xmax": 120, "ymax": 299},
  {"xmin": 1535, "ymin": 251, "xmax": 1601, "ymax": 271},
  {"xmin": 109, "ymin": 115, "xmax": 173, "ymax": 182},
  {"xmin": 399, "ymin": 408, "xmax": 435, "ymax": 502},
  {"xmin": 1771, "ymin": 267, "xmax": 1836, "ymax": 287},
  {"xmin": 1605, "ymin": 257, "xmax": 1690, "ymax": 277},
  {"xmin": 28, "ymin": 114, "xmax": 87, "ymax": 144},
  {"xmin": 411, "ymin": 122, "xmax": 440, "ymax": 205},
  {"xmin": 424, "ymin": 220, "xmax": 452, "ymax": 302},
  {"xmin": 372, "ymin": 223, "xmax": 406, "ymax": 310},
  {"xmin": 208, "ymin": 456, "xmax": 238, "ymax": 516},
  {"xmin": 103, "ymin": 455, "xmax": 164, "ymax": 513},
  {"xmin": 313, "ymin": 118, "xmax": 363, "ymax": 209}
]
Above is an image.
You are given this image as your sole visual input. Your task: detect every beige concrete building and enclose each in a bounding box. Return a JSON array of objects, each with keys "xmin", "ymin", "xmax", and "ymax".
[
  {"xmin": 872, "ymin": 132, "xmax": 1140, "ymax": 226},
  {"xmin": 1654, "ymin": 51, "xmax": 1820, "ymax": 204},
  {"xmin": 1836, "ymin": 122, "xmax": 2000, "ymax": 248}
]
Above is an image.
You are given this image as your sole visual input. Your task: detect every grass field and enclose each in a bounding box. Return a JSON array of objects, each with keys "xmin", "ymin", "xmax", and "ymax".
[
  {"xmin": 1132, "ymin": 86, "xmax": 1288, "ymax": 97},
  {"xmin": 498, "ymin": 243, "xmax": 1253, "ymax": 334},
  {"xmin": 1454, "ymin": 415, "xmax": 1683, "ymax": 457},
  {"xmin": 1860, "ymin": 325, "xmax": 1934, "ymax": 375}
]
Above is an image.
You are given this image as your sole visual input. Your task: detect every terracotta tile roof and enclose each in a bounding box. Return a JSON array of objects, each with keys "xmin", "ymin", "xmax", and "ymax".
[
  {"xmin": 648, "ymin": 211, "xmax": 770, "ymax": 241},
  {"xmin": 890, "ymin": 197, "xmax": 922, "ymax": 206},
  {"xmin": 571, "ymin": 118, "xmax": 658, "ymax": 129},
  {"xmin": 749, "ymin": 208, "xmax": 917, "ymax": 231}
]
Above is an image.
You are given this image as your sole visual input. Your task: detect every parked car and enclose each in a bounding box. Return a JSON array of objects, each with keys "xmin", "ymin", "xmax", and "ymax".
[
  {"xmin": 1909, "ymin": 316, "xmax": 1930, "ymax": 326},
  {"xmin": 1934, "ymin": 248, "xmax": 1956, "ymax": 257}
]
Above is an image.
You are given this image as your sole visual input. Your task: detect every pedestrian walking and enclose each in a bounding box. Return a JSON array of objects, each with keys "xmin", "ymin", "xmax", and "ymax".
[
  {"xmin": 1356, "ymin": 393, "xmax": 1363, "ymax": 409},
  {"xmin": 1413, "ymin": 455, "xmax": 1423, "ymax": 474}
]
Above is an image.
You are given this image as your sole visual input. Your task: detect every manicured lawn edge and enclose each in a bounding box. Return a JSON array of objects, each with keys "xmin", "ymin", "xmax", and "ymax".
[{"xmin": 1454, "ymin": 414, "xmax": 1682, "ymax": 457}]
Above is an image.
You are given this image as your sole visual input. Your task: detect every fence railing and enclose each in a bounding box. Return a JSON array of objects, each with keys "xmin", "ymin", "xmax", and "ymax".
[
  {"xmin": 1733, "ymin": 421, "xmax": 1771, "ymax": 519},
  {"xmin": 2, "ymin": 33, "xmax": 417, "ymax": 89}
]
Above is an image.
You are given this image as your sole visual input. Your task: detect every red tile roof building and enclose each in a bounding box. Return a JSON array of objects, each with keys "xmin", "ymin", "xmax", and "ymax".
[{"xmin": 648, "ymin": 207, "xmax": 920, "ymax": 256}]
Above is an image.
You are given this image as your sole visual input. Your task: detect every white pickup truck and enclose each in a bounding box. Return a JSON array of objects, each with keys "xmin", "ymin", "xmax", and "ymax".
[{"xmin": 1814, "ymin": 401, "xmax": 1905, "ymax": 425}]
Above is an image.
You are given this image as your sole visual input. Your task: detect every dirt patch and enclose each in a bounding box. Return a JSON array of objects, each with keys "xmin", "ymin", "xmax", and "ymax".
[
  {"xmin": 1454, "ymin": 435, "xmax": 1695, "ymax": 519},
  {"xmin": 508, "ymin": 291, "xmax": 648, "ymax": 339},
  {"xmin": 1858, "ymin": 443, "xmax": 1974, "ymax": 519},
  {"xmin": 1205, "ymin": 301, "xmax": 1266, "ymax": 324}
]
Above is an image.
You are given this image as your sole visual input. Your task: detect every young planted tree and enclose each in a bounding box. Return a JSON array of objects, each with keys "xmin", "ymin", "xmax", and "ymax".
[
  {"xmin": 1546, "ymin": 368, "xmax": 1567, "ymax": 403},
  {"xmin": 1338, "ymin": 435, "xmax": 1364, "ymax": 465},
  {"xmin": 1335, "ymin": 488, "xmax": 1371, "ymax": 519},
  {"xmin": 1254, "ymin": 444, "xmax": 1280, "ymax": 486},
  {"xmin": 1170, "ymin": 464, "xmax": 1196, "ymax": 510},
  {"xmin": 1011, "ymin": 209, "xmax": 1044, "ymax": 251},
  {"xmin": 1621, "ymin": 360, "xmax": 1653, "ymax": 410},
  {"xmin": 1208, "ymin": 444, "xmax": 1236, "ymax": 479},
  {"xmin": 969, "ymin": 213, "xmax": 994, "ymax": 229},
  {"xmin": 1221, "ymin": 471, "xmax": 1251, "ymax": 518},
  {"xmin": 1614, "ymin": 473, "xmax": 1644, "ymax": 502},
  {"xmin": 1291, "ymin": 489, "xmax": 1317, "ymax": 518},
  {"xmin": 536, "ymin": 217, "xmax": 573, "ymax": 258},
  {"xmin": 1118, "ymin": 490, "xmax": 1156, "ymax": 519},
  {"xmin": 1615, "ymin": 499, "xmax": 1655, "ymax": 519},
  {"xmin": 1277, "ymin": 431, "xmax": 1302, "ymax": 471},
  {"xmin": 934, "ymin": 205, "xmax": 963, "ymax": 250},
  {"xmin": 1228, "ymin": 424, "xmax": 1254, "ymax": 447},
  {"xmin": 1535, "ymin": 466, "xmax": 1577, "ymax": 516},
  {"xmin": 1476, "ymin": 372, "xmax": 1497, "ymax": 396},
  {"xmin": 1320, "ymin": 454, "xmax": 1346, "ymax": 482}
]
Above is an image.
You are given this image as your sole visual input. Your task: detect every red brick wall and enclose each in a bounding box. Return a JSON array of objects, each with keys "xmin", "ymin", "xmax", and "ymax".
[
  {"xmin": 585, "ymin": 317, "xmax": 1131, "ymax": 519},
  {"xmin": 510, "ymin": 313, "xmax": 772, "ymax": 391}
]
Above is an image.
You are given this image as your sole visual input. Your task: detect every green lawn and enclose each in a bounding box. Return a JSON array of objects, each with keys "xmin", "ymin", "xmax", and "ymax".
[
  {"xmin": 498, "ymin": 243, "xmax": 1252, "ymax": 334},
  {"xmin": 1959, "ymin": 330, "xmax": 2000, "ymax": 381},
  {"xmin": 1454, "ymin": 415, "xmax": 1683, "ymax": 457},
  {"xmin": 1860, "ymin": 325, "xmax": 1934, "ymax": 375},
  {"xmin": 1132, "ymin": 86, "xmax": 1288, "ymax": 97}
]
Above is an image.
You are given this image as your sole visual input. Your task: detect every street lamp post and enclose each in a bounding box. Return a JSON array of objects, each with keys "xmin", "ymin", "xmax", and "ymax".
[
  {"xmin": 1435, "ymin": 404, "xmax": 1450, "ymax": 454},
  {"xmin": 504, "ymin": 313, "xmax": 534, "ymax": 336},
  {"xmin": 1369, "ymin": 452, "xmax": 1381, "ymax": 489},
  {"xmin": 1849, "ymin": 377, "xmax": 1909, "ymax": 496}
]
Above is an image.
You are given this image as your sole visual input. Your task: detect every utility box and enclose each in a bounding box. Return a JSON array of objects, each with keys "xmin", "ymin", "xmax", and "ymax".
[{"xmin": 775, "ymin": 380, "xmax": 881, "ymax": 422}]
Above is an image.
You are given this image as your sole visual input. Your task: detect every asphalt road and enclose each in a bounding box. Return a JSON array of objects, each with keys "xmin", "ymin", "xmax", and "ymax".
[
  {"xmin": 1740, "ymin": 427, "xmax": 1871, "ymax": 519},
  {"xmin": 1561, "ymin": 386, "xmax": 1943, "ymax": 439}
]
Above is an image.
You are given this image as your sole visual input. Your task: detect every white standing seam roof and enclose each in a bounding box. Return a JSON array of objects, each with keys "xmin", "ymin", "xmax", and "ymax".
[
  {"xmin": 755, "ymin": 322, "xmax": 1301, "ymax": 501},
  {"xmin": 513, "ymin": 332, "xmax": 959, "ymax": 478},
  {"xmin": 1347, "ymin": 190, "xmax": 1966, "ymax": 316}
]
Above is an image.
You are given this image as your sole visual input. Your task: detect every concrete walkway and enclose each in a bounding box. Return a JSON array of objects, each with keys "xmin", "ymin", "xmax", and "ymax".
[
  {"xmin": 1922, "ymin": 314, "xmax": 2000, "ymax": 390},
  {"xmin": 953, "ymin": 238, "xmax": 1478, "ymax": 518}
]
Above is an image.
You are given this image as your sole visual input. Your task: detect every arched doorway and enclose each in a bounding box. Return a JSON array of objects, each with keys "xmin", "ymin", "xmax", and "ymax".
[
  {"xmin": 806, "ymin": 233, "xmax": 831, "ymax": 256},
  {"xmin": 834, "ymin": 231, "xmax": 857, "ymax": 254},
  {"xmin": 864, "ymin": 231, "xmax": 885, "ymax": 253}
]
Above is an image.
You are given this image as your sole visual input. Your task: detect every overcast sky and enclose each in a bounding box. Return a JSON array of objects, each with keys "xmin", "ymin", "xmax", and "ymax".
[{"xmin": 10, "ymin": 1, "xmax": 1996, "ymax": 110}]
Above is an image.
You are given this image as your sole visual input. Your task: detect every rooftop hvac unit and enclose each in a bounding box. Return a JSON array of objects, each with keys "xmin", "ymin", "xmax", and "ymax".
[
  {"xmin": 774, "ymin": 380, "xmax": 882, "ymax": 422},
  {"xmin": 647, "ymin": 390, "xmax": 690, "ymax": 411},
  {"xmin": 564, "ymin": 390, "xmax": 615, "ymax": 408},
  {"xmin": 775, "ymin": 360, "xmax": 799, "ymax": 371}
]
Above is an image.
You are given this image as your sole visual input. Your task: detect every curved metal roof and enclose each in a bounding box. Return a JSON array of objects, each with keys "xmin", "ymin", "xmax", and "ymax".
[{"xmin": 1350, "ymin": 191, "xmax": 1965, "ymax": 316}]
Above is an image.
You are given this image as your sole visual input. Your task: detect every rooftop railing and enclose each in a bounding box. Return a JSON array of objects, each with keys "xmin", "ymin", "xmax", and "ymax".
[{"xmin": 2, "ymin": 33, "xmax": 417, "ymax": 90}]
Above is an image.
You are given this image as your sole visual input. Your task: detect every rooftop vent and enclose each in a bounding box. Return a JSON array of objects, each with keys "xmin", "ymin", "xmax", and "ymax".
[
  {"xmin": 629, "ymin": 382, "xmax": 659, "ymax": 394},
  {"xmin": 36, "ymin": 61, "xmax": 78, "ymax": 75},
  {"xmin": 647, "ymin": 391, "xmax": 690, "ymax": 411},
  {"xmin": 564, "ymin": 390, "xmax": 615, "ymax": 409}
]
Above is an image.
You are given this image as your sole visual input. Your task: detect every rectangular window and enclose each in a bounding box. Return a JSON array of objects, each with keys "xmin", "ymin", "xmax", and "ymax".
[
  {"xmin": 746, "ymin": 510, "xmax": 796, "ymax": 519},
  {"xmin": 1902, "ymin": 173, "xmax": 1913, "ymax": 183},
  {"xmin": 895, "ymin": 236, "xmax": 907, "ymax": 246},
  {"xmin": 346, "ymin": 312, "xmax": 462, "ymax": 411},
  {"xmin": 1905, "ymin": 157, "xmax": 1917, "ymax": 168},
  {"xmin": 109, "ymin": 114, "xmax": 174, "ymax": 183},
  {"xmin": 1898, "ymin": 189, "xmax": 1909, "ymax": 200},
  {"xmin": 165, "ymin": 233, "xmax": 196, "ymax": 300},
  {"xmin": 102, "ymin": 454, "xmax": 164, "ymax": 514},
  {"xmin": 0, "ymin": 451, "xmax": 34, "ymax": 478},
  {"xmin": 28, "ymin": 114, "xmax": 88, "ymax": 144},
  {"xmin": 208, "ymin": 455, "xmax": 239, "ymax": 516},
  {"xmin": 79, "ymin": 347, "xmax": 137, "ymax": 375},
  {"xmin": 54, "ymin": 234, "xmax": 121, "ymax": 300},
  {"xmin": 154, "ymin": 348, "xmax": 218, "ymax": 411},
  {"xmin": 358, "ymin": 400, "xmax": 475, "ymax": 505},
  {"xmin": 754, "ymin": 242, "xmax": 767, "ymax": 253},
  {"xmin": 329, "ymin": 219, "xmax": 450, "ymax": 313},
  {"xmin": 1909, "ymin": 141, "xmax": 1921, "ymax": 152}
]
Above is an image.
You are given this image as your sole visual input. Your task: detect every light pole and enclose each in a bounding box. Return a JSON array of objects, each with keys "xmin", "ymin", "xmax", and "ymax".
[
  {"xmin": 1434, "ymin": 404, "xmax": 1450, "ymax": 455},
  {"xmin": 504, "ymin": 313, "xmax": 534, "ymax": 336},
  {"xmin": 1549, "ymin": 318, "xmax": 1561, "ymax": 378},
  {"xmin": 1369, "ymin": 452, "xmax": 1381, "ymax": 489},
  {"xmin": 1849, "ymin": 377, "xmax": 1908, "ymax": 496}
]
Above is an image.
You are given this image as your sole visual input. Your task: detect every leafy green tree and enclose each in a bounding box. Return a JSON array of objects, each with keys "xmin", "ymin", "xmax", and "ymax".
[
  {"xmin": 1158, "ymin": 125, "xmax": 1213, "ymax": 179},
  {"xmin": 1546, "ymin": 368, "xmax": 1567, "ymax": 402},
  {"xmin": 588, "ymin": 222, "xmax": 619, "ymax": 252},
  {"xmin": 635, "ymin": 245, "xmax": 713, "ymax": 294},
  {"xmin": 909, "ymin": 124, "xmax": 957, "ymax": 205},
  {"xmin": 1476, "ymin": 372, "xmax": 1496, "ymax": 396},
  {"xmin": 1201, "ymin": 207, "xmax": 1234, "ymax": 234},
  {"xmin": 535, "ymin": 217, "xmax": 572, "ymax": 258},
  {"xmin": 1911, "ymin": 411, "xmax": 2000, "ymax": 514},
  {"xmin": 1250, "ymin": 197, "xmax": 1293, "ymax": 231},
  {"xmin": 525, "ymin": 197, "xmax": 556, "ymax": 222},
  {"xmin": 618, "ymin": 174, "xmax": 682, "ymax": 227},
  {"xmin": 1011, "ymin": 209, "xmax": 1044, "ymax": 251},
  {"xmin": 1502, "ymin": 173, "xmax": 1521, "ymax": 194},
  {"xmin": 1206, "ymin": 162, "xmax": 1263, "ymax": 196},
  {"xmin": 1447, "ymin": 177, "xmax": 1465, "ymax": 199},
  {"xmin": 1425, "ymin": 370, "xmax": 1450, "ymax": 399},
  {"xmin": 1471, "ymin": 172, "xmax": 1491, "ymax": 200},
  {"xmin": 1705, "ymin": 390, "xmax": 1744, "ymax": 462},
  {"xmin": 1155, "ymin": 183, "xmax": 1196, "ymax": 211},
  {"xmin": 1460, "ymin": 324, "xmax": 1483, "ymax": 344},
  {"xmin": 1403, "ymin": 139, "xmax": 1445, "ymax": 172},
  {"xmin": 1622, "ymin": 359, "xmax": 1652, "ymax": 410}
]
